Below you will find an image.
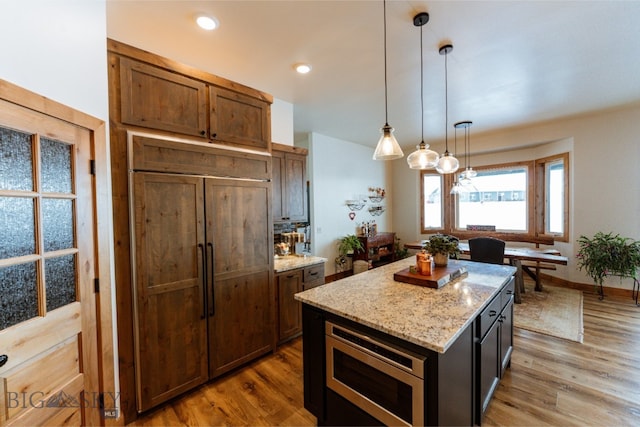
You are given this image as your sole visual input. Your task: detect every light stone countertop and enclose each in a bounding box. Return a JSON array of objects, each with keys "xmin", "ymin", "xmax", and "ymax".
[
  {"xmin": 294, "ymin": 257, "xmax": 516, "ymax": 353},
  {"xmin": 274, "ymin": 255, "xmax": 327, "ymax": 273}
]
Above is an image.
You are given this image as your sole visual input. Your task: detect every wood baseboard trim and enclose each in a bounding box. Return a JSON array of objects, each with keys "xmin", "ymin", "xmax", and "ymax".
[{"xmin": 540, "ymin": 272, "xmax": 635, "ymax": 299}]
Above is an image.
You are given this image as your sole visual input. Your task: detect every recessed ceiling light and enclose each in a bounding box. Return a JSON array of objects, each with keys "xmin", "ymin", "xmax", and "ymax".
[
  {"xmin": 196, "ymin": 14, "xmax": 219, "ymax": 31},
  {"xmin": 294, "ymin": 63, "xmax": 312, "ymax": 74}
]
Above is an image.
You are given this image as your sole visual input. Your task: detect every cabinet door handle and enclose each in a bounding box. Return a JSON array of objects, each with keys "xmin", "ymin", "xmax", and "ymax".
[
  {"xmin": 0, "ymin": 354, "xmax": 7, "ymax": 367},
  {"xmin": 208, "ymin": 242, "xmax": 215, "ymax": 317},
  {"xmin": 489, "ymin": 310, "xmax": 497, "ymax": 317},
  {"xmin": 506, "ymin": 290, "xmax": 513, "ymax": 295},
  {"xmin": 286, "ymin": 274, "xmax": 295, "ymax": 279},
  {"xmin": 198, "ymin": 243, "xmax": 207, "ymax": 320},
  {"xmin": 309, "ymin": 272, "xmax": 318, "ymax": 276}
]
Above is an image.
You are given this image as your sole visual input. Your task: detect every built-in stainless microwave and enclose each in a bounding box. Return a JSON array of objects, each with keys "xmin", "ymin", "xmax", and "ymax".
[{"xmin": 325, "ymin": 321, "xmax": 427, "ymax": 426}]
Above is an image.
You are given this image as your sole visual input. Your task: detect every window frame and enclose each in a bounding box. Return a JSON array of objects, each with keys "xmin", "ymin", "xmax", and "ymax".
[{"xmin": 420, "ymin": 153, "xmax": 569, "ymax": 243}]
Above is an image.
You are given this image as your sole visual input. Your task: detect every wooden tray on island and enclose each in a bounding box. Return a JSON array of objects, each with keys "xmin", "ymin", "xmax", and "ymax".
[{"xmin": 394, "ymin": 265, "xmax": 468, "ymax": 289}]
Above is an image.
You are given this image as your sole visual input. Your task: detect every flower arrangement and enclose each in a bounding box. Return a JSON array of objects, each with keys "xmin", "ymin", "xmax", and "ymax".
[{"xmin": 576, "ymin": 232, "xmax": 640, "ymax": 286}]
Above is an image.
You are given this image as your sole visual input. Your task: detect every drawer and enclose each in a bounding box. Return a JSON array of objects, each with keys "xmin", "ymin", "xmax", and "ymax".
[
  {"xmin": 304, "ymin": 264, "xmax": 324, "ymax": 283},
  {"xmin": 478, "ymin": 295, "xmax": 502, "ymax": 339},
  {"xmin": 500, "ymin": 277, "xmax": 515, "ymax": 309}
]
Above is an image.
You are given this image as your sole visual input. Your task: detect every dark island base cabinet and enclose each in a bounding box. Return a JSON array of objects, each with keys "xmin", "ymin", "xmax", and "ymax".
[
  {"xmin": 301, "ymin": 275, "xmax": 515, "ymax": 427},
  {"xmin": 302, "ymin": 305, "xmax": 475, "ymax": 427},
  {"xmin": 477, "ymin": 277, "xmax": 515, "ymax": 423}
]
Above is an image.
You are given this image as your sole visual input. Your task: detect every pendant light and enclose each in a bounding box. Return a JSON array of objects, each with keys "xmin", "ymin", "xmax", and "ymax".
[
  {"xmin": 406, "ymin": 12, "xmax": 439, "ymax": 170},
  {"xmin": 456, "ymin": 120, "xmax": 477, "ymax": 185},
  {"xmin": 373, "ymin": 0, "xmax": 404, "ymax": 160},
  {"xmin": 435, "ymin": 44, "xmax": 460, "ymax": 174}
]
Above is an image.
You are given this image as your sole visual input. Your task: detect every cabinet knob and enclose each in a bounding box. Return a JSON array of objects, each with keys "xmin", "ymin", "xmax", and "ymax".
[
  {"xmin": 200, "ymin": 130, "xmax": 206, "ymax": 136},
  {"xmin": 211, "ymin": 132, "xmax": 217, "ymax": 138},
  {"xmin": 0, "ymin": 354, "xmax": 7, "ymax": 367}
]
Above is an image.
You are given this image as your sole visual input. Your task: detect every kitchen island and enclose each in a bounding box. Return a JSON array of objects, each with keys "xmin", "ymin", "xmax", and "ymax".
[{"xmin": 295, "ymin": 257, "xmax": 516, "ymax": 426}]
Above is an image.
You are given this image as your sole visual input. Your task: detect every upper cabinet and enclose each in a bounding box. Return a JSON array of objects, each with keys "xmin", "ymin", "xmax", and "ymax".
[
  {"xmin": 210, "ymin": 87, "xmax": 270, "ymax": 150},
  {"xmin": 119, "ymin": 57, "xmax": 209, "ymax": 138},
  {"xmin": 272, "ymin": 143, "xmax": 308, "ymax": 223},
  {"xmin": 109, "ymin": 39, "xmax": 272, "ymax": 151}
]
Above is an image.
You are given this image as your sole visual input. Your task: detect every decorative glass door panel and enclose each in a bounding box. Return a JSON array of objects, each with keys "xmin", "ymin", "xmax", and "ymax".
[
  {"xmin": 0, "ymin": 130, "xmax": 77, "ymax": 328},
  {"xmin": 0, "ymin": 92, "xmax": 97, "ymax": 426}
]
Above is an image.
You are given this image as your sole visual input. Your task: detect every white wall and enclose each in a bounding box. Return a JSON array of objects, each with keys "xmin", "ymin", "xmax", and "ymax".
[
  {"xmin": 271, "ymin": 98, "xmax": 294, "ymax": 146},
  {"xmin": 392, "ymin": 104, "xmax": 640, "ymax": 290},
  {"xmin": 0, "ymin": 1, "xmax": 108, "ymax": 120},
  {"xmin": 306, "ymin": 132, "xmax": 392, "ymax": 275}
]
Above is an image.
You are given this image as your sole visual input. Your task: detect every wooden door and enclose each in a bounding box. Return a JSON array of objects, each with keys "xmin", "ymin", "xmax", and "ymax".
[
  {"xmin": 205, "ymin": 179, "xmax": 274, "ymax": 378},
  {"xmin": 131, "ymin": 173, "xmax": 208, "ymax": 412},
  {"xmin": 209, "ymin": 87, "xmax": 270, "ymax": 150},
  {"xmin": 0, "ymin": 101, "xmax": 99, "ymax": 425}
]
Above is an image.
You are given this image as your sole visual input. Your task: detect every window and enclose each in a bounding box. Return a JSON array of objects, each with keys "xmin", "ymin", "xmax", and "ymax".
[
  {"xmin": 421, "ymin": 173, "xmax": 444, "ymax": 231},
  {"xmin": 536, "ymin": 153, "xmax": 569, "ymax": 242},
  {"xmin": 420, "ymin": 153, "xmax": 569, "ymax": 242},
  {"xmin": 455, "ymin": 164, "xmax": 531, "ymax": 232}
]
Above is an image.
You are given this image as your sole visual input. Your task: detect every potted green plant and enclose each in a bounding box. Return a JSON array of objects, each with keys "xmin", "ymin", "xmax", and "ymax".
[
  {"xmin": 422, "ymin": 234, "xmax": 460, "ymax": 267},
  {"xmin": 338, "ymin": 234, "xmax": 365, "ymax": 256},
  {"xmin": 576, "ymin": 232, "xmax": 640, "ymax": 294}
]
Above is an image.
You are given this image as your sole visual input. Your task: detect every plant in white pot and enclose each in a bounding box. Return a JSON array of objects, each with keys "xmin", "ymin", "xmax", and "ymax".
[{"xmin": 422, "ymin": 234, "xmax": 460, "ymax": 267}]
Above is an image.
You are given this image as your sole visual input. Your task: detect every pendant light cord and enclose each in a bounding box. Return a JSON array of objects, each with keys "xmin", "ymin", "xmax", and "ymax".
[
  {"xmin": 420, "ymin": 22, "xmax": 424, "ymax": 143},
  {"xmin": 383, "ymin": 0, "xmax": 389, "ymax": 125},
  {"xmin": 444, "ymin": 47, "xmax": 449, "ymax": 153}
]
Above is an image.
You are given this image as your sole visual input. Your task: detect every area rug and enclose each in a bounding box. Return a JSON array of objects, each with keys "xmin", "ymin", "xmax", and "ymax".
[{"xmin": 514, "ymin": 281, "xmax": 584, "ymax": 343}]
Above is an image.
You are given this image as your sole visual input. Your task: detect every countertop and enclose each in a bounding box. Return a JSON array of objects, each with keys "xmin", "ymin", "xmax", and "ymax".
[
  {"xmin": 294, "ymin": 257, "xmax": 516, "ymax": 353},
  {"xmin": 274, "ymin": 255, "xmax": 327, "ymax": 273}
]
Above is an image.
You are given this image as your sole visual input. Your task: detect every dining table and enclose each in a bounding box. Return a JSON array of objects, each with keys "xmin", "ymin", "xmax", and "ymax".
[{"xmin": 404, "ymin": 240, "xmax": 569, "ymax": 303}]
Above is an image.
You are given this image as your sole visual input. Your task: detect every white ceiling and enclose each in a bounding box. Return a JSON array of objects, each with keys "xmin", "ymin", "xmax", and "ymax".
[{"xmin": 106, "ymin": 0, "xmax": 640, "ymax": 150}]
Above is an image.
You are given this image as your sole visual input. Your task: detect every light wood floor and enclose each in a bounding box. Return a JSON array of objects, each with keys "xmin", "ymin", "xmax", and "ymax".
[{"xmin": 129, "ymin": 287, "xmax": 640, "ymax": 426}]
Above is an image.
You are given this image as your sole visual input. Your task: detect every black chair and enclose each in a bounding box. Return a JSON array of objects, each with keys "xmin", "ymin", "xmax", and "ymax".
[{"xmin": 468, "ymin": 237, "xmax": 506, "ymax": 265}]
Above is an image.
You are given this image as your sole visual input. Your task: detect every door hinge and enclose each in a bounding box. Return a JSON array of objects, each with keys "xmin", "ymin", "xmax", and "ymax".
[
  {"xmin": 90, "ymin": 159, "xmax": 96, "ymax": 175},
  {"xmin": 94, "ymin": 278, "xmax": 100, "ymax": 293}
]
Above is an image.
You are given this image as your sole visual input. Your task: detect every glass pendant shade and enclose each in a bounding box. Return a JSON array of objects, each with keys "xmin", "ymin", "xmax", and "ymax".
[
  {"xmin": 407, "ymin": 142, "xmax": 438, "ymax": 169},
  {"xmin": 460, "ymin": 167, "xmax": 477, "ymax": 183},
  {"xmin": 450, "ymin": 181, "xmax": 462, "ymax": 195},
  {"xmin": 436, "ymin": 151, "xmax": 459, "ymax": 174},
  {"xmin": 373, "ymin": 124, "xmax": 403, "ymax": 160}
]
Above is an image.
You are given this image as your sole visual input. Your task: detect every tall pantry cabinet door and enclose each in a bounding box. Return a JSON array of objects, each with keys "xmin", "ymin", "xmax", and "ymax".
[
  {"xmin": 205, "ymin": 179, "xmax": 274, "ymax": 378},
  {"xmin": 132, "ymin": 173, "xmax": 209, "ymax": 412}
]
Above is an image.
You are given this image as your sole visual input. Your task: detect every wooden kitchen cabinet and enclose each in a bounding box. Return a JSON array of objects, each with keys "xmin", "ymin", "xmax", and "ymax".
[
  {"xmin": 272, "ymin": 143, "xmax": 308, "ymax": 223},
  {"xmin": 277, "ymin": 263, "xmax": 325, "ymax": 344},
  {"xmin": 119, "ymin": 57, "xmax": 209, "ymax": 138},
  {"xmin": 108, "ymin": 39, "xmax": 274, "ymax": 421},
  {"xmin": 209, "ymin": 86, "xmax": 270, "ymax": 150},
  {"xmin": 110, "ymin": 39, "xmax": 272, "ymax": 151},
  {"xmin": 353, "ymin": 232, "xmax": 396, "ymax": 268},
  {"xmin": 277, "ymin": 269, "xmax": 303, "ymax": 343},
  {"xmin": 131, "ymin": 164, "xmax": 274, "ymax": 411}
]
